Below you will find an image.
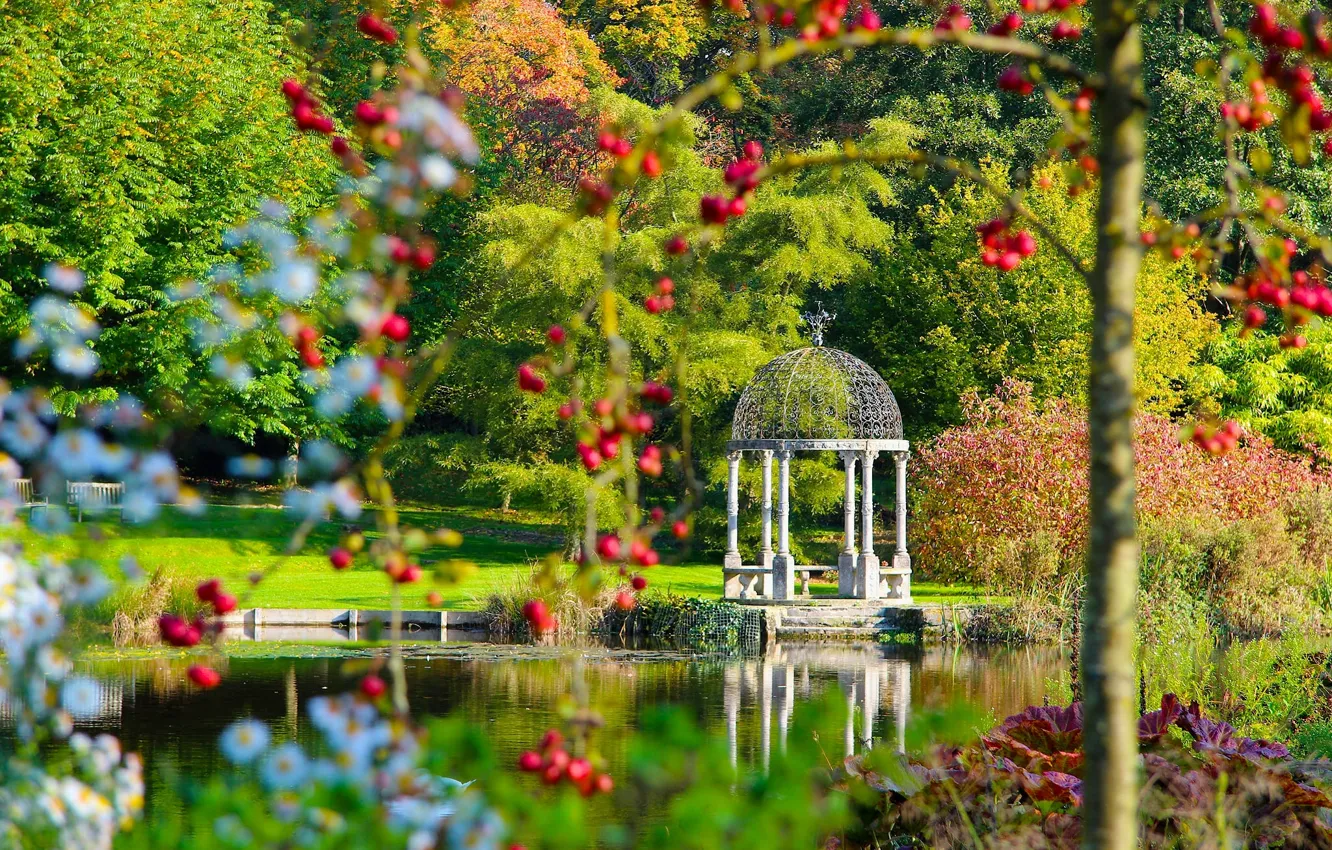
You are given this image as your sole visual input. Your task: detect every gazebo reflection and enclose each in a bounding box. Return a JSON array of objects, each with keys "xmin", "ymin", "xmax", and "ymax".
[{"xmin": 722, "ymin": 642, "xmax": 912, "ymax": 770}]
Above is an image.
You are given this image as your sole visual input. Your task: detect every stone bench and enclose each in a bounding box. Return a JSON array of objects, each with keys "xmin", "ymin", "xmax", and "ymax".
[{"xmin": 723, "ymin": 565, "xmax": 771, "ymax": 600}]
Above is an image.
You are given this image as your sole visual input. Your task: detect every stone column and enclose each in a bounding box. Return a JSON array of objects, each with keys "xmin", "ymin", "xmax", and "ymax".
[
  {"xmin": 771, "ymin": 450, "xmax": 796, "ymax": 600},
  {"xmin": 760, "ymin": 661, "xmax": 773, "ymax": 772},
  {"xmin": 777, "ymin": 663, "xmax": 794, "ymax": 755},
  {"xmin": 760, "ymin": 451, "xmax": 774, "ymax": 576},
  {"xmin": 857, "ymin": 449, "xmax": 881, "ymax": 600},
  {"xmin": 838, "ymin": 451, "xmax": 857, "ymax": 597},
  {"xmin": 888, "ymin": 450, "xmax": 913, "ymax": 602},
  {"xmin": 724, "ymin": 451, "xmax": 742, "ymax": 571}
]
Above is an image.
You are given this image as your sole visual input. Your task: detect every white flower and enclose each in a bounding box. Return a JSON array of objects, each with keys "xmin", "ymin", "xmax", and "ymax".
[
  {"xmin": 333, "ymin": 356, "xmax": 379, "ymax": 397},
  {"xmin": 1, "ymin": 413, "xmax": 48, "ymax": 457},
  {"xmin": 66, "ymin": 567, "xmax": 112, "ymax": 605},
  {"xmin": 210, "ymin": 355, "xmax": 254, "ymax": 390},
  {"xmin": 420, "ymin": 155, "xmax": 457, "ymax": 189},
  {"xmin": 136, "ymin": 452, "xmax": 179, "ymax": 500},
  {"xmin": 47, "ymin": 429, "xmax": 104, "ymax": 480},
  {"xmin": 261, "ymin": 742, "xmax": 310, "ymax": 791},
  {"xmin": 53, "ymin": 344, "xmax": 99, "ymax": 379},
  {"xmin": 60, "ymin": 678, "xmax": 100, "ymax": 718},
  {"xmin": 226, "ymin": 454, "xmax": 274, "ymax": 479},
  {"xmin": 44, "ymin": 263, "xmax": 86, "ymax": 294},
  {"xmin": 95, "ymin": 442, "xmax": 132, "ymax": 477},
  {"xmin": 219, "ymin": 719, "xmax": 270, "ymax": 765},
  {"xmin": 268, "ymin": 259, "xmax": 319, "ymax": 304},
  {"xmin": 214, "ymin": 814, "xmax": 253, "ymax": 848}
]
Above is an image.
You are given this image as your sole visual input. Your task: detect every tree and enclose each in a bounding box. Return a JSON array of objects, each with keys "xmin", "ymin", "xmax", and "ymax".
[
  {"xmin": 840, "ymin": 161, "xmax": 1217, "ymax": 433},
  {"xmin": 0, "ymin": 0, "xmax": 339, "ymax": 441}
]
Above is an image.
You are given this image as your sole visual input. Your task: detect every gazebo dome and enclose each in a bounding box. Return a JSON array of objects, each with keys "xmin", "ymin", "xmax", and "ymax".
[{"xmin": 731, "ymin": 345, "xmax": 903, "ymax": 442}]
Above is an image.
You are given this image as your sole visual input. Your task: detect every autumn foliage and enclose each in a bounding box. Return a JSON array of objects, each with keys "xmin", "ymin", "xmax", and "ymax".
[{"xmin": 913, "ymin": 379, "xmax": 1327, "ymax": 589}]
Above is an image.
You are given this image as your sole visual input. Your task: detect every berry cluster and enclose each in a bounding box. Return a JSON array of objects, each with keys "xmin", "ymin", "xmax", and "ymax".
[
  {"xmin": 517, "ymin": 363, "xmax": 547, "ymax": 393},
  {"xmin": 517, "ymin": 731, "xmax": 613, "ymax": 796},
  {"xmin": 976, "ymin": 219, "xmax": 1038, "ymax": 270},
  {"xmin": 997, "ymin": 65, "xmax": 1035, "ymax": 96},
  {"xmin": 196, "ymin": 579, "xmax": 238, "ymax": 616},
  {"xmin": 282, "ymin": 79, "xmax": 335, "ymax": 135},
  {"xmin": 988, "ymin": 11, "xmax": 1022, "ymax": 36},
  {"xmin": 1244, "ymin": 6, "xmax": 1332, "ymax": 149},
  {"xmin": 934, "ymin": 3, "xmax": 972, "ymax": 32},
  {"xmin": 701, "ymin": 141, "xmax": 765, "ymax": 228},
  {"xmin": 158, "ymin": 613, "xmax": 209, "ymax": 648},
  {"xmin": 1190, "ymin": 420, "xmax": 1242, "ymax": 455},
  {"xmin": 645, "ymin": 277, "xmax": 676, "ymax": 314}
]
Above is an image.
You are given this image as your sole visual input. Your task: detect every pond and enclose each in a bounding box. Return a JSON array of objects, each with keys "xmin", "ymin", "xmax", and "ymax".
[{"xmin": 54, "ymin": 638, "xmax": 1066, "ymax": 819}]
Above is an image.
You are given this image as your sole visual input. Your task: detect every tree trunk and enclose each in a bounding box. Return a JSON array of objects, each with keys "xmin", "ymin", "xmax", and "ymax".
[{"xmin": 1083, "ymin": 1, "xmax": 1146, "ymax": 848}]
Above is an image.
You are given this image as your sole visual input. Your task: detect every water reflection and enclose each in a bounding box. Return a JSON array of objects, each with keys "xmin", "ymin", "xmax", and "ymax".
[{"xmin": 7, "ymin": 640, "xmax": 1064, "ymax": 815}]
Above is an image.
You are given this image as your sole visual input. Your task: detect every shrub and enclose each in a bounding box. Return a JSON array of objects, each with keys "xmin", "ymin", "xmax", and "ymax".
[
  {"xmin": 914, "ymin": 380, "xmax": 1328, "ymax": 595},
  {"xmin": 843, "ymin": 695, "xmax": 1332, "ymax": 848}
]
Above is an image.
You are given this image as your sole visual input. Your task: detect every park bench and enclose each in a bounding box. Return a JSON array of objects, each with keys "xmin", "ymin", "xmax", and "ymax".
[
  {"xmin": 67, "ymin": 481, "xmax": 125, "ymax": 522},
  {"xmin": 8, "ymin": 478, "xmax": 49, "ymax": 518}
]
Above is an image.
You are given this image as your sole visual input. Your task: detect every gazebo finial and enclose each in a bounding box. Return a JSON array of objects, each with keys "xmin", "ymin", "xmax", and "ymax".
[{"xmin": 801, "ymin": 302, "xmax": 835, "ymax": 346}]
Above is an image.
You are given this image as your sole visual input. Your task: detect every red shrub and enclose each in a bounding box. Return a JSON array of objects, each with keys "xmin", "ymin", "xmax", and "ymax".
[{"xmin": 914, "ymin": 380, "xmax": 1326, "ymax": 586}]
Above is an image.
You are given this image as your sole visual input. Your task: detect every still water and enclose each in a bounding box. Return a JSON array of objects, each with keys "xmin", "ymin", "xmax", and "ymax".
[{"xmin": 65, "ymin": 639, "xmax": 1065, "ymax": 814}]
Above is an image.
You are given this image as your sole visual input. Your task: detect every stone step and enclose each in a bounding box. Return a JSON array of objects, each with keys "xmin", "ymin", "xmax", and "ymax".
[
  {"xmin": 778, "ymin": 607, "xmax": 894, "ymax": 616},
  {"xmin": 774, "ymin": 625, "xmax": 887, "ymax": 638},
  {"xmin": 780, "ymin": 619, "xmax": 895, "ymax": 630}
]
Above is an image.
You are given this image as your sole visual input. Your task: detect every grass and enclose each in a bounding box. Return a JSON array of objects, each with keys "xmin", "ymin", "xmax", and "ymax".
[{"xmin": 7, "ymin": 502, "xmax": 989, "ymax": 611}]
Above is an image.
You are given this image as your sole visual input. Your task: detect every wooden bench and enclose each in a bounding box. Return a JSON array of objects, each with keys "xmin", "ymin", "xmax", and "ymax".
[
  {"xmin": 8, "ymin": 478, "xmax": 49, "ymax": 518},
  {"xmin": 68, "ymin": 482, "xmax": 124, "ymax": 522}
]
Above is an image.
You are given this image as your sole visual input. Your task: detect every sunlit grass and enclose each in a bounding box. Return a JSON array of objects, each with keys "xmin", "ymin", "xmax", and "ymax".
[{"xmin": 8, "ymin": 503, "xmax": 987, "ymax": 610}]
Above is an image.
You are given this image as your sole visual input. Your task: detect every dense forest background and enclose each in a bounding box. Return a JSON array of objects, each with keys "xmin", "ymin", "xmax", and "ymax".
[{"xmin": 4, "ymin": 0, "xmax": 1331, "ymax": 553}]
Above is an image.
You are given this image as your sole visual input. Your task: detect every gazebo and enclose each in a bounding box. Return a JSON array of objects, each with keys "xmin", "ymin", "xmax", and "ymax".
[{"xmin": 722, "ymin": 306, "xmax": 911, "ymax": 603}]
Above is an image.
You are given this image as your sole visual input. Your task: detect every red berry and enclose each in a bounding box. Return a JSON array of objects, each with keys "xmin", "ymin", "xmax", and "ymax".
[
  {"xmin": 517, "ymin": 363, "xmax": 547, "ymax": 394},
  {"xmin": 631, "ymin": 575, "xmax": 648, "ymax": 591},
  {"xmin": 700, "ymin": 194, "xmax": 730, "ymax": 225},
  {"xmin": 329, "ymin": 548, "xmax": 353, "ymax": 570},
  {"xmin": 656, "ymin": 277, "xmax": 674, "ymax": 294},
  {"xmin": 355, "ymin": 100, "xmax": 386, "ymax": 125},
  {"xmin": 615, "ymin": 590, "xmax": 636, "ymax": 610},
  {"xmin": 213, "ymin": 593, "xmax": 237, "ymax": 615},
  {"xmin": 742, "ymin": 140, "xmax": 764, "ymax": 161},
  {"xmin": 411, "ymin": 243, "xmax": 436, "ymax": 271},
  {"xmin": 357, "ymin": 13, "xmax": 398, "ymax": 43},
  {"xmin": 518, "ymin": 751, "xmax": 544, "ymax": 772},
  {"xmin": 672, "ymin": 519, "xmax": 689, "ymax": 539},
  {"xmin": 381, "ymin": 314, "xmax": 410, "ymax": 343},
  {"xmin": 547, "ymin": 325, "xmax": 567, "ymax": 345},
  {"xmin": 665, "ymin": 236, "xmax": 688, "ymax": 256},
  {"xmin": 360, "ymin": 674, "xmax": 387, "ymax": 698},
  {"xmin": 567, "ymin": 758, "xmax": 593, "ymax": 782},
  {"xmin": 187, "ymin": 665, "xmax": 221, "ymax": 689},
  {"xmin": 196, "ymin": 579, "xmax": 221, "ymax": 603},
  {"xmin": 330, "ymin": 136, "xmax": 351, "ymax": 157},
  {"xmin": 597, "ymin": 534, "xmax": 622, "ymax": 561},
  {"xmin": 594, "ymin": 773, "xmax": 614, "ymax": 794},
  {"xmin": 645, "ymin": 295, "xmax": 662, "ymax": 314},
  {"xmin": 728, "ymin": 197, "xmax": 747, "ymax": 217},
  {"xmin": 642, "ymin": 151, "xmax": 662, "ymax": 178}
]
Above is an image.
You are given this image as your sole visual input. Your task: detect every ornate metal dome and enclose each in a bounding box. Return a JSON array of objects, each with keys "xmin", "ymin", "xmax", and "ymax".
[{"xmin": 731, "ymin": 346, "xmax": 903, "ymax": 441}]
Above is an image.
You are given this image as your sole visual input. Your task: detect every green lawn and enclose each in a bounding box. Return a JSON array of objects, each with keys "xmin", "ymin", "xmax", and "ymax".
[{"xmin": 8, "ymin": 503, "xmax": 989, "ymax": 610}]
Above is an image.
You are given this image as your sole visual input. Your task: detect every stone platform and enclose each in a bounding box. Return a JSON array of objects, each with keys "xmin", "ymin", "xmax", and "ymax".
[{"xmin": 734, "ymin": 598, "xmax": 983, "ymax": 641}]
